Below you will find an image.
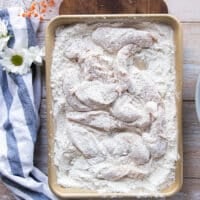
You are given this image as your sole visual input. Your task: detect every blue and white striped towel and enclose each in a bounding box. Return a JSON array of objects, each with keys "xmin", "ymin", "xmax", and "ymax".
[{"xmin": 0, "ymin": 7, "xmax": 56, "ymax": 200}]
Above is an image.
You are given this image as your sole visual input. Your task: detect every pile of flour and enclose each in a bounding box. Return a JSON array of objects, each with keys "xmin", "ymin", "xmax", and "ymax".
[{"xmin": 51, "ymin": 21, "xmax": 178, "ymax": 195}]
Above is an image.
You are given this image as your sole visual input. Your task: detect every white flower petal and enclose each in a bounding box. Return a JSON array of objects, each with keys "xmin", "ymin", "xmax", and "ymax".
[
  {"xmin": 0, "ymin": 36, "xmax": 9, "ymax": 51},
  {"xmin": 0, "ymin": 19, "xmax": 9, "ymax": 51},
  {"xmin": 4, "ymin": 47, "xmax": 14, "ymax": 55},
  {"xmin": 0, "ymin": 19, "xmax": 8, "ymax": 36}
]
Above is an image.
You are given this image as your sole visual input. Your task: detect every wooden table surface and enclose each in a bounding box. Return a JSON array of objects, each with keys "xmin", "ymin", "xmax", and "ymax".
[{"xmin": 1, "ymin": 0, "xmax": 200, "ymax": 199}]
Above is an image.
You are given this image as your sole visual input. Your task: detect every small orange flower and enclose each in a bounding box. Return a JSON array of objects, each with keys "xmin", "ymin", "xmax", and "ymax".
[
  {"xmin": 30, "ymin": 2, "xmax": 36, "ymax": 10},
  {"xmin": 20, "ymin": 0, "xmax": 57, "ymax": 21},
  {"xmin": 39, "ymin": 16, "xmax": 44, "ymax": 21},
  {"xmin": 48, "ymin": 0, "xmax": 55, "ymax": 7},
  {"xmin": 41, "ymin": 9, "xmax": 46, "ymax": 13},
  {"xmin": 34, "ymin": 13, "xmax": 38, "ymax": 17},
  {"xmin": 41, "ymin": 1, "xmax": 47, "ymax": 7},
  {"xmin": 27, "ymin": 12, "xmax": 31, "ymax": 18}
]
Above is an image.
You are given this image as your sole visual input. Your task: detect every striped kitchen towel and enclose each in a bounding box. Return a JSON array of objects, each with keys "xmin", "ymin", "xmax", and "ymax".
[{"xmin": 0, "ymin": 7, "xmax": 56, "ymax": 200}]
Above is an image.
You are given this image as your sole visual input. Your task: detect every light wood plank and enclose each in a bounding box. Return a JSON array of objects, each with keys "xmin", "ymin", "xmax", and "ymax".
[
  {"xmin": 2, "ymin": 1, "xmax": 200, "ymax": 199},
  {"xmin": 167, "ymin": 178, "xmax": 200, "ymax": 200},
  {"xmin": 179, "ymin": 178, "xmax": 200, "ymax": 200},
  {"xmin": 34, "ymin": 97, "xmax": 48, "ymax": 174},
  {"xmin": 183, "ymin": 64, "xmax": 200, "ymax": 101},
  {"xmin": 183, "ymin": 102, "xmax": 200, "ymax": 179},
  {"xmin": 0, "ymin": 181, "xmax": 15, "ymax": 200},
  {"xmin": 183, "ymin": 23, "xmax": 200, "ymax": 64},
  {"xmin": 166, "ymin": 0, "xmax": 200, "ymax": 22},
  {"xmin": 2, "ymin": 0, "xmax": 200, "ymax": 22},
  {"xmin": 0, "ymin": 0, "xmax": 22, "ymax": 8}
]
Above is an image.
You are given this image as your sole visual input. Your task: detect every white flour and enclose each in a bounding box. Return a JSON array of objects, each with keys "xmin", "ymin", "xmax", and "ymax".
[{"xmin": 51, "ymin": 21, "xmax": 178, "ymax": 195}]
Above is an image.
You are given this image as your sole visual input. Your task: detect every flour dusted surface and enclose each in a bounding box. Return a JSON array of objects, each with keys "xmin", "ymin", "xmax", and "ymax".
[{"xmin": 51, "ymin": 21, "xmax": 178, "ymax": 194}]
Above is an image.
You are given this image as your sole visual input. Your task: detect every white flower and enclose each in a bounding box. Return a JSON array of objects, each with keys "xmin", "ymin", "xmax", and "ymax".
[
  {"xmin": 0, "ymin": 48, "xmax": 33, "ymax": 75},
  {"xmin": 0, "ymin": 46, "xmax": 44, "ymax": 75},
  {"xmin": 0, "ymin": 19, "xmax": 10, "ymax": 51},
  {"xmin": 29, "ymin": 46, "xmax": 44, "ymax": 65}
]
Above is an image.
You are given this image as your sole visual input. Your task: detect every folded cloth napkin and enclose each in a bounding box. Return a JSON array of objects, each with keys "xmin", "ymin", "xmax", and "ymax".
[{"xmin": 0, "ymin": 7, "xmax": 56, "ymax": 200}]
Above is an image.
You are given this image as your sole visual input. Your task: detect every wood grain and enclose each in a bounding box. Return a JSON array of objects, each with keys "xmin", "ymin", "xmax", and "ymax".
[
  {"xmin": 166, "ymin": 0, "xmax": 200, "ymax": 22},
  {"xmin": 26, "ymin": 0, "xmax": 200, "ymax": 198},
  {"xmin": 183, "ymin": 64, "xmax": 200, "ymax": 101},
  {"xmin": 59, "ymin": 0, "xmax": 168, "ymax": 15},
  {"xmin": 34, "ymin": 3, "xmax": 200, "ymax": 197},
  {"xmin": 1, "ymin": 0, "xmax": 200, "ymax": 199},
  {"xmin": 183, "ymin": 102, "xmax": 200, "ymax": 179},
  {"xmin": 183, "ymin": 23, "xmax": 200, "ymax": 64},
  {"xmin": 0, "ymin": 181, "xmax": 15, "ymax": 200},
  {"xmin": 167, "ymin": 178, "xmax": 200, "ymax": 200}
]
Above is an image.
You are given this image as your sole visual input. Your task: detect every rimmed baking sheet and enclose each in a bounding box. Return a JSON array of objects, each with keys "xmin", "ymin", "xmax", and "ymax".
[{"xmin": 45, "ymin": 14, "xmax": 182, "ymax": 198}]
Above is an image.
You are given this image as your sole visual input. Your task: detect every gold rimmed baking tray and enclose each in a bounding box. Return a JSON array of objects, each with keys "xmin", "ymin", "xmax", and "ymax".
[{"xmin": 45, "ymin": 14, "xmax": 183, "ymax": 199}]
